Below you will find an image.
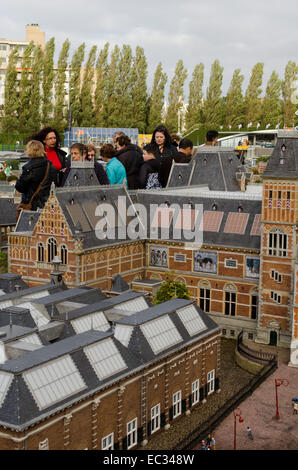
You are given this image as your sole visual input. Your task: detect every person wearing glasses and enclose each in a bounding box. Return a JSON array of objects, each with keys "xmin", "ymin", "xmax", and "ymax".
[
  {"xmin": 61, "ymin": 143, "xmax": 109, "ymax": 186},
  {"xmin": 29, "ymin": 127, "xmax": 67, "ymax": 186},
  {"xmin": 86, "ymin": 143, "xmax": 109, "ymax": 185}
]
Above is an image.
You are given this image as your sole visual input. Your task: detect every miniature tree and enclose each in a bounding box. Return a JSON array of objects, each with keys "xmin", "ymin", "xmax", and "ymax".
[{"xmin": 153, "ymin": 272, "xmax": 191, "ymax": 305}]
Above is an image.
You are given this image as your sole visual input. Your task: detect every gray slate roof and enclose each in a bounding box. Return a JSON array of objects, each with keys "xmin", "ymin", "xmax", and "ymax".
[
  {"xmin": 0, "ymin": 273, "xmax": 28, "ymax": 294},
  {"xmin": 0, "ymin": 293, "xmax": 219, "ymax": 430},
  {"xmin": 167, "ymin": 148, "xmax": 246, "ymax": 191},
  {"xmin": 0, "ymin": 198, "xmax": 17, "ymax": 225},
  {"xmin": 263, "ymin": 130, "xmax": 298, "ymax": 179}
]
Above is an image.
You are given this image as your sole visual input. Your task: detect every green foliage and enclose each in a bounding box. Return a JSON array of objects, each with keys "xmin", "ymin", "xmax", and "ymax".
[
  {"xmin": 147, "ymin": 62, "xmax": 167, "ymax": 133},
  {"xmin": 245, "ymin": 62, "xmax": 264, "ymax": 125},
  {"xmin": 27, "ymin": 45, "xmax": 43, "ymax": 133},
  {"xmin": 165, "ymin": 59, "xmax": 187, "ymax": 133},
  {"xmin": 2, "ymin": 47, "xmax": 19, "ymax": 133},
  {"xmin": 42, "ymin": 37, "xmax": 55, "ymax": 126},
  {"xmin": 80, "ymin": 45, "xmax": 97, "ymax": 127},
  {"xmin": 69, "ymin": 43, "xmax": 85, "ymax": 127},
  {"xmin": 0, "ymin": 172, "xmax": 6, "ymax": 181},
  {"xmin": 114, "ymin": 45, "xmax": 133, "ymax": 127},
  {"xmin": 282, "ymin": 60, "xmax": 298, "ymax": 127},
  {"xmin": 130, "ymin": 46, "xmax": 148, "ymax": 132},
  {"xmin": 261, "ymin": 71, "xmax": 282, "ymax": 128},
  {"xmin": 106, "ymin": 45, "xmax": 120, "ymax": 127},
  {"xmin": 52, "ymin": 39, "xmax": 70, "ymax": 134},
  {"xmin": 5, "ymin": 160, "xmax": 19, "ymax": 170},
  {"xmin": 225, "ymin": 68, "xmax": 245, "ymax": 128},
  {"xmin": 94, "ymin": 43, "xmax": 109, "ymax": 127},
  {"xmin": 256, "ymin": 156, "xmax": 270, "ymax": 163},
  {"xmin": 18, "ymin": 42, "xmax": 34, "ymax": 134},
  {"xmin": 204, "ymin": 60, "xmax": 224, "ymax": 129},
  {"xmin": 185, "ymin": 63, "xmax": 204, "ymax": 131},
  {"xmin": 0, "ymin": 250, "xmax": 8, "ymax": 273},
  {"xmin": 153, "ymin": 272, "xmax": 191, "ymax": 305}
]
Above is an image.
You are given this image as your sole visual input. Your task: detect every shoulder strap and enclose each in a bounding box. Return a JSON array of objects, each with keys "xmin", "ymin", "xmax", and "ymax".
[{"xmin": 29, "ymin": 161, "xmax": 50, "ymax": 204}]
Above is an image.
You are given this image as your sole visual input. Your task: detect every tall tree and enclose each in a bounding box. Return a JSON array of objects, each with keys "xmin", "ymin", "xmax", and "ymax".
[
  {"xmin": 282, "ymin": 60, "xmax": 298, "ymax": 127},
  {"xmin": 106, "ymin": 45, "xmax": 120, "ymax": 127},
  {"xmin": 94, "ymin": 43, "xmax": 109, "ymax": 127},
  {"xmin": 204, "ymin": 59, "xmax": 224, "ymax": 129},
  {"xmin": 80, "ymin": 45, "xmax": 97, "ymax": 127},
  {"xmin": 69, "ymin": 43, "xmax": 85, "ymax": 127},
  {"xmin": 2, "ymin": 47, "xmax": 19, "ymax": 133},
  {"xmin": 18, "ymin": 41, "xmax": 34, "ymax": 134},
  {"xmin": 225, "ymin": 68, "xmax": 245, "ymax": 129},
  {"xmin": 165, "ymin": 59, "xmax": 187, "ymax": 133},
  {"xmin": 130, "ymin": 46, "xmax": 148, "ymax": 132},
  {"xmin": 261, "ymin": 70, "xmax": 282, "ymax": 128},
  {"xmin": 244, "ymin": 62, "xmax": 264, "ymax": 126},
  {"xmin": 147, "ymin": 62, "xmax": 167, "ymax": 133},
  {"xmin": 27, "ymin": 45, "xmax": 43, "ymax": 133},
  {"xmin": 185, "ymin": 63, "xmax": 204, "ymax": 131},
  {"xmin": 114, "ymin": 44, "xmax": 133, "ymax": 127},
  {"xmin": 52, "ymin": 39, "xmax": 70, "ymax": 135},
  {"xmin": 42, "ymin": 37, "xmax": 55, "ymax": 126}
]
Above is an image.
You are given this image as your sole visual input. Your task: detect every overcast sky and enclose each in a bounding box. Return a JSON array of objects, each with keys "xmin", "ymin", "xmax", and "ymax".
[{"xmin": 1, "ymin": 0, "xmax": 298, "ymax": 98}]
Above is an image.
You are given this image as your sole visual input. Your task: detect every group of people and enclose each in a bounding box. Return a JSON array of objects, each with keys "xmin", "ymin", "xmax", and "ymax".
[
  {"xmin": 201, "ymin": 434, "xmax": 216, "ymax": 450},
  {"xmin": 14, "ymin": 124, "xmax": 199, "ymax": 215},
  {"xmin": 15, "ymin": 125, "xmax": 219, "ymax": 216}
]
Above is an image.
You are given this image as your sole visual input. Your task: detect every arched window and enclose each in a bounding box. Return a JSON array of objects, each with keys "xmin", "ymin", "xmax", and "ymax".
[
  {"xmin": 224, "ymin": 284, "xmax": 237, "ymax": 316},
  {"xmin": 60, "ymin": 245, "xmax": 68, "ymax": 265},
  {"xmin": 268, "ymin": 228, "xmax": 287, "ymax": 257},
  {"xmin": 37, "ymin": 242, "xmax": 44, "ymax": 262},
  {"xmin": 47, "ymin": 238, "xmax": 57, "ymax": 263}
]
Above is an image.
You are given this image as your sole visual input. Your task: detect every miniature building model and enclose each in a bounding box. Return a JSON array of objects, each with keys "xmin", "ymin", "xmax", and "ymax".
[
  {"xmin": 7, "ymin": 131, "xmax": 298, "ymax": 355},
  {"xmin": 0, "ymin": 281, "xmax": 220, "ymax": 450}
]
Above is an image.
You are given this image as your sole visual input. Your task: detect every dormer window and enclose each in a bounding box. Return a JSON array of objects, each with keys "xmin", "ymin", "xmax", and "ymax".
[
  {"xmin": 212, "ymin": 204, "xmax": 217, "ymax": 211},
  {"xmin": 280, "ymin": 144, "xmax": 286, "ymax": 164},
  {"xmin": 237, "ymin": 205, "xmax": 243, "ymax": 213},
  {"xmin": 203, "ymin": 159, "xmax": 207, "ymax": 166}
]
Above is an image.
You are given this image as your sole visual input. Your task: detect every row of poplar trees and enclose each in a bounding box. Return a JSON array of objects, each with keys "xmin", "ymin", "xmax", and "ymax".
[{"xmin": 1, "ymin": 37, "xmax": 298, "ymax": 137}]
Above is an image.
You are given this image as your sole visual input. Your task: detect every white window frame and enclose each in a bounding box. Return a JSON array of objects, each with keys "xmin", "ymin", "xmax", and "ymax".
[
  {"xmin": 173, "ymin": 391, "xmax": 182, "ymax": 418},
  {"xmin": 39, "ymin": 438, "xmax": 49, "ymax": 450},
  {"xmin": 151, "ymin": 404, "xmax": 160, "ymax": 433},
  {"xmin": 199, "ymin": 287, "xmax": 210, "ymax": 312},
  {"xmin": 191, "ymin": 379, "xmax": 200, "ymax": 406},
  {"xmin": 224, "ymin": 258, "xmax": 237, "ymax": 268},
  {"xmin": 268, "ymin": 229, "xmax": 287, "ymax": 257},
  {"xmin": 102, "ymin": 432, "xmax": 114, "ymax": 450},
  {"xmin": 127, "ymin": 418, "xmax": 137, "ymax": 449},
  {"xmin": 207, "ymin": 370, "xmax": 215, "ymax": 395}
]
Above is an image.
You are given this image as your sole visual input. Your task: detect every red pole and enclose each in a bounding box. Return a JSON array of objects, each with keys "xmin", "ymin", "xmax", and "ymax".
[
  {"xmin": 275, "ymin": 380, "xmax": 280, "ymax": 419},
  {"xmin": 234, "ymin": 413, "xmax": 236, "ymax": 450}
]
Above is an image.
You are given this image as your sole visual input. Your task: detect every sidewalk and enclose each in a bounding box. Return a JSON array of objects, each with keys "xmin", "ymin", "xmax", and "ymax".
[{"xmin": 209, "ymin": 346, "xmax": 298, "ymax": 450}]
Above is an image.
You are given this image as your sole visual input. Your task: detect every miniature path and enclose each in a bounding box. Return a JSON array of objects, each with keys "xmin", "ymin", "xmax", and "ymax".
[{"xmin": 201, "ymin": 347, "xmax": 298, "ymax": 450}]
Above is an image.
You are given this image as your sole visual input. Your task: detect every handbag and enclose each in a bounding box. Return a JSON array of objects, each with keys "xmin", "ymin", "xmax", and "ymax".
[{"xmin": 16, "ymin": 161, "xmax": 50, "ymax": 221}]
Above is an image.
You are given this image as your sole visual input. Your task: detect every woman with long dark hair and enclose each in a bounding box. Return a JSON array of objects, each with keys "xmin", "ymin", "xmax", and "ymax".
[
  {"xmin": 150, "ymin": 125, "xmax": 178, "ymax": 161},
  {"xmin": 30, "ymin": 127, "xmax": 67, "ymax": 186}
]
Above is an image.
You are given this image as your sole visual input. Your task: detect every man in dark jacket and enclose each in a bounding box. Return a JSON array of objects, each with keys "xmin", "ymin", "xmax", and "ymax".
[
  {"xmin": 15, "ymin": 140, "xmax": 57, "ymax": 211},
  {"xmin": 115, "ymin": 135, "xmax": 143, "ymax": 189},
  {"xmin": 158, "ymin": 138, "xmax": 193, "ymax": 187}
]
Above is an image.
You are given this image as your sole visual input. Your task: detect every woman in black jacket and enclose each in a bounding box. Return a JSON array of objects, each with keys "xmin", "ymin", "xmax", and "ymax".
[
  {"xmin": 115, "ymin": 135, "xmax": 143, "ymax": 189},
  {"xmin": 150, "ymin": 125, "xmax": 178, "ymax": 161},
  {"xmin": 30, "ymin": 127, "xmax": 67, "ymax": 186},
  {"xmin": 15, "ymin": 140, "xmax": 57, "ymax": 211}
]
